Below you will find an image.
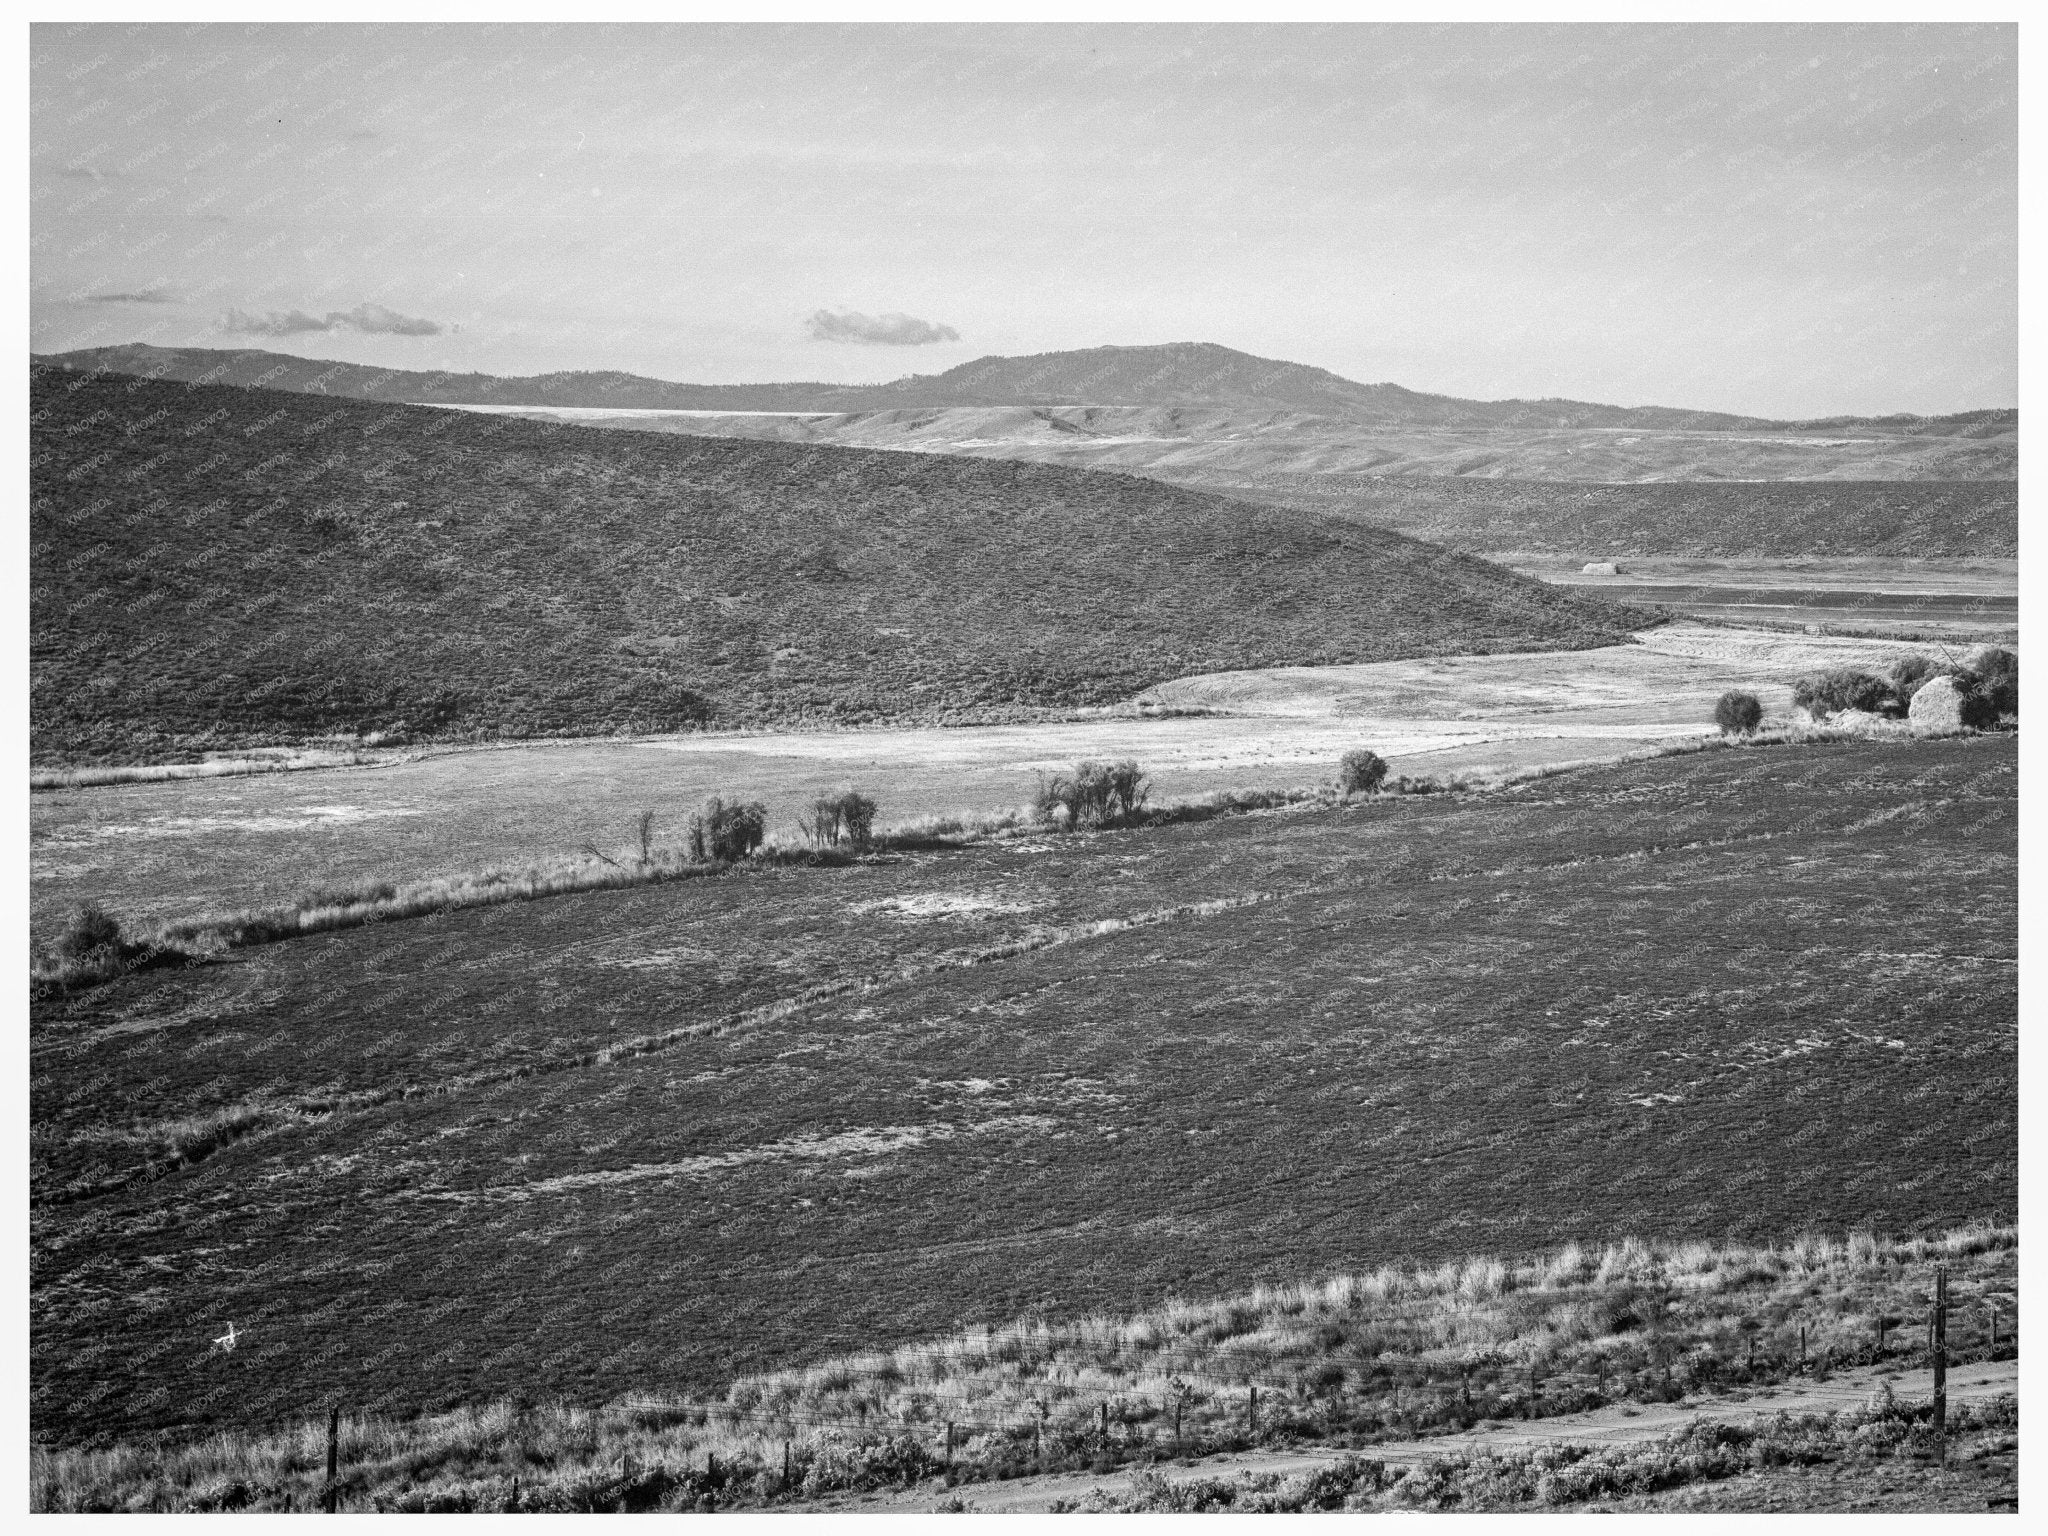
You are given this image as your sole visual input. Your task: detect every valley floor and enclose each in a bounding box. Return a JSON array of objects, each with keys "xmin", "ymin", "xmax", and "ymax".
[{"xmin": 30, "ymin": 622, "xmax": 1972, "ymax": 936}]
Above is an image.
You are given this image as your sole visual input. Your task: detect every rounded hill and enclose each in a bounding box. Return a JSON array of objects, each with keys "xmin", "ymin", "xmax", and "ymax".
[{"xmin": 30, "ymin": 366, "xmax": 1644, "ymax": 764}]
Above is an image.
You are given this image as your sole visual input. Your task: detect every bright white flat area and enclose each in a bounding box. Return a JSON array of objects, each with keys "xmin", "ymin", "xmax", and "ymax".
[{"xmin": 32, "ymin": 625, "xmax": 1962, "ymax": 931}]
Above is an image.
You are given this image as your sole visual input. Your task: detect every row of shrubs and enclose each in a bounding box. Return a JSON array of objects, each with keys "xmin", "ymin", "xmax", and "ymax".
[
  {"xmin": 23, "ymin": 746, "xmax": 1516, "ymax": 1000},
  {"xmin": 1714, "ymin": 645, "xmax": 2019, "ymax": 736}
]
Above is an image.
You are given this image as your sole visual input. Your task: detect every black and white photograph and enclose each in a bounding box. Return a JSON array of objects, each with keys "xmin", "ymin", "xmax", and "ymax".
[{"xmin": 21, "ymin": 14, "xmax": 2023, "ymax": 1516}]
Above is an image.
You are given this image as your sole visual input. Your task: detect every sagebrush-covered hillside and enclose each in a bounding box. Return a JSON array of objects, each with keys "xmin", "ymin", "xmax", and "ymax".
[{"xmin": 31, "ymin": 366, "xmax": 1644, "ymax": 763}]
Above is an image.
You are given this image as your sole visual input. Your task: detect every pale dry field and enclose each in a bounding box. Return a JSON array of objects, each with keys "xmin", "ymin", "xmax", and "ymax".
[{"xmin": 30, "ymin": 624, "xmax": 1966, "ymax": 935}]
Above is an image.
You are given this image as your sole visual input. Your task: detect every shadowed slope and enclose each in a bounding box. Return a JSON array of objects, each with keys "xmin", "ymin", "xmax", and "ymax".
[{"xmin": 30, "ymin": 366, "xmax": 1640, "ymax": 764}]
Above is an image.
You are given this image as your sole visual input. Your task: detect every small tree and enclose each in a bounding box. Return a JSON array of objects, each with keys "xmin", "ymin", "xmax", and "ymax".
[
  {"xmin": 1035, "ymin": 761, "xmax": 1149, "ymax": 829},
  {"xmin": 1339, "ymin": 749, "xmax": 1389, "ymax": 796},
  {"xmin": 1103, "ymin": 760, "xmax": 1149, "ymax": 821},
  {"xmin": 1712, "ymin": 690, "xmax": 1763, "ymax": 736},
  {"xmin": 686, "ymin": 797, "xmax": 767, "ymax": 862},
  {"xmin": 803, "ymin": 789, "xmax": 879, "ymax": 851}
]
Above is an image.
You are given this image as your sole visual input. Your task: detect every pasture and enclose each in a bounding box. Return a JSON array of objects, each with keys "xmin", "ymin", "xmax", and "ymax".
[
  {"xmin": 30, "ymin": 735, "xmax": 2016, "ymax": 1450},
  {"xmin": 28, "ymin": 622, "xmax": 1952, "ymax": 937}
]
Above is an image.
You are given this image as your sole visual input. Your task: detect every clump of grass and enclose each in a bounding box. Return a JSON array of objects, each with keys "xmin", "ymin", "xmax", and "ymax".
[
  {"xmin": 30, "ymin": 903, "xmax": 194, "ymax": 998},
  {"xmin": 29, "ymin": 1224, "xmax": 2013, "ymax": 1512}
]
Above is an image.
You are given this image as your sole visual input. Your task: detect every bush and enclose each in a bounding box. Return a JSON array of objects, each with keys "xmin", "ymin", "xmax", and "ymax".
[
  {"xmin": 1791, "ymin": 668, "xmax": 1895, "ymax": 720},
  {"xmin": 1339, "ymin": 749, "xmax": 1389, "ymax": 795},
  {"xmin": 685, "ymin": 797, "xmax": 767, "ymax": 862},
  {"xmin": 803, "ymin": 789, "xmax": 878, "ymax": 851},
  {"xmin": 1711, "ymin": 691, "xmax": 1763, "ymax": 735},
  {"xmin": 1964, "ymin": 647, "xmax": 2018, "ymax": 717},
  {"xmin": 1034, "ymin": 760, "xmax": 1149, "ymax": 830},
  {"xmin": 1888, "ymin": 655, "xmax": 1939, "ymax": 709},
  {"xmin": 56, "ymin": 902, "xmax": 125, "ymax": 960}
]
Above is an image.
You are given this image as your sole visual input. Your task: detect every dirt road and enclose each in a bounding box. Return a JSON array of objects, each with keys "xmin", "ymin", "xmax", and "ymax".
[{"xmin": 836, "ymin": 1358, "xmax": 2018, "ymax": 1513}]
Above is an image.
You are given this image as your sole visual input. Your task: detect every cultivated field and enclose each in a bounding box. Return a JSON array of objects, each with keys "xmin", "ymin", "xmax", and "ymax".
[
  {"xmin": 28, "ymin": 622, "xmax": 1956, "ymax": 936},
  {"xmin": 30, "ymin": 735, "xmax": 2016, "ymax": 1452},
  {"xmin": 1503, "ymin": 558, "xmax": 2018, "ymax": 641}
]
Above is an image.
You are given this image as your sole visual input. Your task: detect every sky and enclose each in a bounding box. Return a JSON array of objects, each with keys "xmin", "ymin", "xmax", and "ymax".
[{"xmin": 29, "ymin": 22, "xmax": 2018, "ymax": 418}]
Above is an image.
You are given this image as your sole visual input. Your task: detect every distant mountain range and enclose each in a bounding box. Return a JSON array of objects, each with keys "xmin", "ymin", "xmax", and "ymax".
[{"xmin": 32, "ymin": 340, "xmax": 2016, "ymax": 437}]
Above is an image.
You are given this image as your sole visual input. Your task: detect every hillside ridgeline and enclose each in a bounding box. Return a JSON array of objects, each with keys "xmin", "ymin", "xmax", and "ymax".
[
  {"xmin": 39, "ymin": 340, "xmax": 2016, "ymax": 437},
  {"xmin": 30, "ymin": 365, "xmax": 1641, "ymax": 764}
]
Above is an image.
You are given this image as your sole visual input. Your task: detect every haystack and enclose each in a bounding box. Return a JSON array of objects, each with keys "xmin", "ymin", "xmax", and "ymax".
[
  {"xmin": 1907, "ymin": 674, "xmax": 1967, "ymax": 734},
  {"xmin": 1581, "ymin": 561, "xmax": 1621, "ymax": 576}
]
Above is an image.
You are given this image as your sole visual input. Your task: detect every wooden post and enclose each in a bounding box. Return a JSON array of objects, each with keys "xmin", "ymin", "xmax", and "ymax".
[
  {"xmin": 1746, "ymin": 1335, "xmax": 1754, "ymax": 1372},
  {"xmin": 707, "ymin": 1452, "xmax": 718, "ymax": 1486},
  {"xmin": 508, "ymin": 1477, "xmax": 518, "ymax": 1513},
  {"xmin": 945, "ymin": 1422, "xmax": 955, "ymax": 1468},
  {"xmin": 1933, "ymin": 1266, "xmax": 1948, "ymax": 1459},
  {"xmin": 1174, "ymin": 1400, "xmax": 1183, "ymax": 1454},
  {"xmin": 783, "ymin": 1440, "xmax": 792, "ymax": 1490},
  {"xmin": 1249, "ymin": 1386, "xmax": 1258, "ymax": 1437},
  {"xmin": 1798, "ymin": 1324, "xmax": 1806, "ymax": 1367},
  {"xmin": 325, "ymin": 1406, "xmax": 339, "ymax": 1514},
  {"xmin": 1100, "ymin": 1401, "xmax": 1109, "ymax": 1450},
  {"xmin": 1877, "ymin": 1316, "xmax": 1887, "ymax": 1354}
]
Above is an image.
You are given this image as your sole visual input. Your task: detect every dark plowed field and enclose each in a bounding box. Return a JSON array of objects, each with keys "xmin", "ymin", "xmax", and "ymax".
[{"xmin": 30, "ymin": 736, "xmax": 2016, "ymax": 1447}]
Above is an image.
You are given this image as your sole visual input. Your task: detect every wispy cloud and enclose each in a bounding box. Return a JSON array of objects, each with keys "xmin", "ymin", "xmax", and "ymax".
[
  {"xmin": 806, "ymin": 309, "xmax": 960, "ymax": 346},
  {"xmin": 217, "ymin": 302, "xmax": 443, "ymax": 338},
  {"xmin": 89, "ymin": 288, "xmax": 179, "ymax": 306}
]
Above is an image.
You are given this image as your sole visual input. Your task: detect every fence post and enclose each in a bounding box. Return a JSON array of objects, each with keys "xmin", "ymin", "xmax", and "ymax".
[
  {"xmin": 325, "ymin": 1405, "xmax": 340, "ymax": 1514},
  {"xmin": 1799, "ymin": 1324, "xmax": 1806, "ymax": 1368},
  {"xmin": 508, "ymin": 1477, "xmax": 518, "ymax": 1513},
  {"xmin": 1100, "ymin": 1402, "xmax": 1109, "ymax": 1451},
  {"xmin": 1175, "ymin": 1401, "xmax": 1183, "ymax": 1455},
  {"xmin": 945, "ymin": 1422, "xmax": 954, "ymax": 1469},
  {"xmin": 1933, "ymin": 1266, "xmax": 1948, "ymax": 1460},
  {"xmin": 1249, "ymin": 1386, "xmax": 1258, "ymax": 1438},
  {"xmin": 783, "ymin": 1440, "xmax": 792, "ymax": 1491}
]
